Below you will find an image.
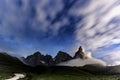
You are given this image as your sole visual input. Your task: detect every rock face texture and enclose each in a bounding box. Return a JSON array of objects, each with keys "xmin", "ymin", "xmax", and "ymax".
[
  {"xmin": 25, "ymin": 51, "xmax": 54, "ymax": 66},
  {"xmin": 44, "ymin": 54, "xmax": 55, "ymax": 66},
  {"xmin": 25, "ymin": 52, "xmax": 44, "ymax": 66},
  {"xmin": 54, "ymin": 51, "xmax": 72, "ymax": 64},
  {"xmin": 74, "ymin": 46, "xmax": 85, "ymax": 59},
  {"xmin": 24, "ymin": 46, "xmax": 90, "ymax": 66}
]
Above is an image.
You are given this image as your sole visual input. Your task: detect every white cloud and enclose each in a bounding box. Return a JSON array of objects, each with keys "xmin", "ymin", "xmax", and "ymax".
[
  {"xmin": 109, "ymin": 61, "xmax": 120, "ymax": 66},
  {"xmin": 0, "ymin": 0, "xmax": 64, "ymax": 37},
  {"xmin": 99, "ymin": 48, "xmax": 120, "ymax": 66},
  {"xmin": 57, "ymin": 58, "xmax": 106, "ymax": 67},
  {"xmin": 71, "ymin": 0, "xmax": 120, "ymax": 65}
]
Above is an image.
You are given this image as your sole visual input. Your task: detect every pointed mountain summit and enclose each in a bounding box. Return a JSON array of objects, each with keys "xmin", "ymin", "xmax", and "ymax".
[
  {"xmin": 54, "ymin": 51, "xmax": 72, "ymax": 64},
  {"xmin": 74, "ymin": 46, "xmax": 85, "ymax": 59},
  {"xmin": 25, "ymin": 51, "xmax": 55, "ymax": 66},
  {"xmin": 24, "ymin": 46, "xmax": 92, "ymax": 66},
  {"xmin": 25, "ymin": 51, "xmax": 45, "ymax": 66}
]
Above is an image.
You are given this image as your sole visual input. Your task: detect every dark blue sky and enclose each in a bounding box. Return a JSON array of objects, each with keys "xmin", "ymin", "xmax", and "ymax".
[{"xmin": 0, "ymin": 0, "xmax": 120, "ymax": 65}]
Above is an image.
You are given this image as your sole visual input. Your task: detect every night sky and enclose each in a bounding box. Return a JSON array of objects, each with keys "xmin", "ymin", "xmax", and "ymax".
[{"xmin": 0, "ymin": 0, "xmax": 120, "ymax": 65}]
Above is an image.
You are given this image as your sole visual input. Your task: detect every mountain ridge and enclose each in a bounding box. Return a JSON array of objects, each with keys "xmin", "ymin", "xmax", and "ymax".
[
  {"xmin": 0, "ymin": 46, "xmax": 105, "ymax": 67},
  {"xmin": 1, "ymin": 47, "xmax": 120, "ymax": 75},
  {"xmin": 24, "ymin": 46, "xmax": 89, "ymax": 66}
]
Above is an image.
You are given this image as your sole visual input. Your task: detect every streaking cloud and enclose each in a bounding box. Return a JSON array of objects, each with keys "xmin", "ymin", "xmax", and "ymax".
[
  {"xmin": 0, "ymin": 0, "xmax": 120, "ymax": 66},
  {"xmin": 73, "ymin": 0, "xmax": 120, "ymax": 65}
]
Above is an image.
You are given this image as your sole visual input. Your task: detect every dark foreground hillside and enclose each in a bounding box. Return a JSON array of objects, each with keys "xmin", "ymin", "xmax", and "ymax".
[{"xmin": 1, "ymin": 64, "xmax": 120, "ymax": 80}]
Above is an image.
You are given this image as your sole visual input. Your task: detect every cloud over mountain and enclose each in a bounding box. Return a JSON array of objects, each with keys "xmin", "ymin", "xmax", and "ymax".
[{"xmin": 71, "ymin": 0, "xmax": 120, "ymax": 65}]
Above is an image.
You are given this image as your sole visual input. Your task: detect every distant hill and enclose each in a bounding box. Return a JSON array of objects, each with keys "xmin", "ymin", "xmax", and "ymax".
[{"xmin": 0, "ymin": 52, "xmax": 24, "ymax": 66}]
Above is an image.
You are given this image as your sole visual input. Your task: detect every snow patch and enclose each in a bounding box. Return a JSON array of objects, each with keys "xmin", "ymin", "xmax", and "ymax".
[{"xmin": 5, "ymin": 73, "xmax": 25, "ymax": 80}]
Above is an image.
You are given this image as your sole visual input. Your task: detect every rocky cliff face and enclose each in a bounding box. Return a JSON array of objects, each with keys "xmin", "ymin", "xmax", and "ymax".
[
  {"xmin": 25, "ymin": 46, "xmax": 88, "ymax": 66},
  {"xmin": 25, "ymin": 51, "xmax": 54, "ymax": 66},
  {"xmin": 54, "ymin": 51, "xmax": 72, "ymax": 64},
  {"xmin": 25, "ymin": 52, "xmax": 44, "ymax": 66},
  {"xmin": 74, "ymin": 46, "xmax": 85, "ymax": 59},
  {"xmin": 43, "ymin": 54, "xmax": 55, "ymax": 66}
]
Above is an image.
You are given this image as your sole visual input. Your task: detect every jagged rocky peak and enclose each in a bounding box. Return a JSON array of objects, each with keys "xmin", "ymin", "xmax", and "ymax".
[
  {"xmin": 26, "ymin": 51, "xmax": 44, "ymax": 60},
  {"xmin": 44, "ymin": 54, "xmax": 55, "ymax": 66},
  {"xmin": 25, "ymin": 51, "xmax": 55, "ymax": 66},
  {"xmin": 74, "ymin": 46, "xmax": 85, "ymax": 59},
  {"xmin": 24, "ymin": 46, "xmax": 92, "ymax": 66},
  {"xmin": 25, "ymin": 51, "xmax": 45, "ymax": 66},
  {"xmin": 54, "ymin": 51, "xmax": 72, "ymax": 64},
  {"xmin": 79, "ymin": 46, "xmax": 84, "ymax": 52},
  {"xmin": 33, "ymin": 51, "xmax": 41, "ymax": 56}
]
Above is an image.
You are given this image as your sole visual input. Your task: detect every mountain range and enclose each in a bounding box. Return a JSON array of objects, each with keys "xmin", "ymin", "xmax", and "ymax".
[
  {"xmin": 24, "ymin": 46, "xmax": 95, "ymax": 66},
  {"xmin": 0, "ymin": 46, "xmax": 120, "ymax": 75}
]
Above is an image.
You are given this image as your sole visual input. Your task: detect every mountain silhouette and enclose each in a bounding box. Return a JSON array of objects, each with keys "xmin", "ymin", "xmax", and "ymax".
[
  {"xmin": 24, "ymin": 46, "xmax": 86, "ymax": 66},
  {"xmin": 0, "ymin": 46, "xmax": 120, "ymax": 75}
]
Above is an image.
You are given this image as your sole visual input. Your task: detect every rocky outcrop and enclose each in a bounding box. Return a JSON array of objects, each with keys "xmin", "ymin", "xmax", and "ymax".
[
  {"xmin": 25, "ymin": 51, "xmax": 45, "ymax": 66},
  {"xmin": 25, "ymin": 51, "xmax": 73, "ymax": 66},
  {"xmin": 44, "ymin": 54, "xmax": 55, "ymax": 66},
  {"xmin": 54, "ymin": 51, "xmax": 72, "ymax": 64},
  {"xmin": 25, "ymin": 46, "xmax": 90, "ymax": 66},
  {"xmin": 74, "ymin": 46, "xmax": 85, "ymax": 59},
  {"xmin": 25, "ymin": 52, "xmax": 55, "ymax": 66}
]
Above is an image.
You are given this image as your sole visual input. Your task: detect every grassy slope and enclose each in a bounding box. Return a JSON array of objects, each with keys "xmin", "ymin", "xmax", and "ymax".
[
  {"xmin": 0, "ymin": 65, "xmax": 13, "ymax": 79},
  {"xmin": 0, "ymin": 53, "xmax": 28, "ymax": 79},
  {"xmin": 19, "ymin": 66, "xmax": 120, "ymax": 80},
  {"xmin": 1, "ymin": 64, "xmax": 120, "ymax": 80},
  {"xmin": 19, "ymin": 73, "xmax": 120, "ymax": 80}
]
